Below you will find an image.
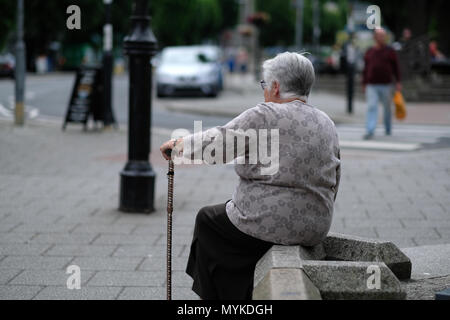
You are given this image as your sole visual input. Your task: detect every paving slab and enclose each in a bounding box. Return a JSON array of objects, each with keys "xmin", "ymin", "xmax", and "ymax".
[
  {"xmin": 0, "ymin": 286, "xmax": 43, "ymax": 300},
  {"xmin": 403, "ymin": 275, "xmax": 450, "ymax": 300},
  {"xmin": 86, "ymin": 271, "xmax": 165, "ymax": 287},
  {"xmin": 10, "ymin": 270, "xmax": 94, "ymax": 286},
  {"xmin": 402, "ymin": 244, "xmax": 450, "ymax": 280},
  {"xmin": 92, "ymin": 234, "xmax": 160, "ymax": 246},
  {"xmin": 112, "ymin": 244, "xmax": 185, "ymax": 258},
  {"xmin": 138, "ymin": 257, "xmax": 187, "ymax": 272},
  {"xmin": 44, "ymin": 245, "xmax": 118, "ymax": 257},
  {"xmin": 0, "ymin": 232, "xmax": 35, "ymax": 244},
  {"xmin": 0, "ymin": 244, "xmax": 51, "ymax": 256},
  {"xmin": 28, "ymin": 233, "xmax": 99, "ymax": 245},
  {"xmin": 0, "ymin": 269, "xmax": 22, "ymax": 285},
  {"xmin": 69, "ymin": 257, "xmax": 143, "ymax": 271},
  {"xmin": 117, "ymin": 286, "xmax": 199, "ymax": 300},
  {"xmin": 0, "ymin": 256, "xmax": 73, "ymax": 270},
  {"xmin": 33, "ymin": 286, "xmax": 122, "ymax": 300}
]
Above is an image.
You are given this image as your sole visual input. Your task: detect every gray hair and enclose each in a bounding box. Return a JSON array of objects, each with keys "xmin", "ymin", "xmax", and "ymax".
[{"xmin": 262, "ymin": 52, "xmax": 315, "ymax": 100}]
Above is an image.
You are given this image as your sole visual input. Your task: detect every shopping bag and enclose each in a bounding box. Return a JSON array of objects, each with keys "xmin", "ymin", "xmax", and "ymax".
[{"xmin": 394, "ymin": 91, "xmax": 407, "ymax": 120}]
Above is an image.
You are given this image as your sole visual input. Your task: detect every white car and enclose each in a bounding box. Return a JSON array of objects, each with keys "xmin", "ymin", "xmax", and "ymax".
[
  {"xmin": 156, "ymin": 46, "xmax": 223, "ymax": 97},
  {"xmin": 0, "ymin": 53, "xmax": 15, "ymax": 78}
]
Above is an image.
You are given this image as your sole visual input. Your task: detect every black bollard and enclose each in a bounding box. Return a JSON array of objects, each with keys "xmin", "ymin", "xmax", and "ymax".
[{"xmin": 119, "ymin": 0, "xmax": 158, "ymax": 213}]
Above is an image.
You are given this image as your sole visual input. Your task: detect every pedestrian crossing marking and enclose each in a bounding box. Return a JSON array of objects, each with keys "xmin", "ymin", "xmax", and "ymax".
[{"xmin": 340, "ymin": 140, "xmax": 421, "ymax": 151}]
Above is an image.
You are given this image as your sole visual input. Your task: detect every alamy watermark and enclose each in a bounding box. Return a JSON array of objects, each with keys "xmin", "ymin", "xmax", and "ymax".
[
  {"xmin": 66, "ymin": 5, "xmax": 81, "ymax": 30},
  {"xmin": 366, "ymin": 5, "xmax": 381, "ymax": 30},
  {"xmin": 366, "ymin": 265, "xmax": 381, "ymax": 290},
  {"xmin": 170, "ymin": 121, "xmax": 280, "ymax": 176},
  {"xmin": 66, "ymin": 4, "xmax": 382, "ymax": 32},
  {"xmin": 66, "ymin": 265, "xmax": 81, "ymax": 290}
]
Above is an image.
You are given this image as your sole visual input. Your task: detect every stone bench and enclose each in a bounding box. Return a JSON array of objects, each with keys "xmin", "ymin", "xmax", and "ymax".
[{"xmin": 252, "ymin": 233, "xmax": 412, "ymax": 300}]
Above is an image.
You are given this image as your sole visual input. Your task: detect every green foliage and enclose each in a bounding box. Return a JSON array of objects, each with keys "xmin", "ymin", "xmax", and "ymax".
[
  {"xmin": 194, "ymin": 0, "xmax": 223, "ymax": 41},
  {"xmin": 256, "ymin": 0, "xmax": 348, "ymax": 47},
  {"xmin": 0, "ymin": 0, "xmax": 16, "ymax": 51},
  {"xmin": 1, "ymin": 0, "xmax": 448, "ymax": 56},
  {"xmin": 151, "ymin": 0, "xmax": 223, "ymax": 47},
  {"xmin": 320, "ymin": 0, "xmax": 347, "ymax": 44},
  {"xmin": 217, "ymin": 0, "xmax": 239, "ymax": 30},
  {"xmin": 0, "ymin": 0, "xmax": 233, "ymax": 54},
  {"xmin": 256, "ymin": 0, "xmax": 296, "ymax": 47},
  {"xmin": 0, "ymin": 0, "xmax": 106, "ymax": 52},
  {"xmin": 151, "ymin": 0, "xmax": 197, "ymax": 46}
]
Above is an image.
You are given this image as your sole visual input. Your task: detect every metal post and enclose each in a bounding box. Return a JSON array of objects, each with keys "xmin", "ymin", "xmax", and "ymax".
[
  {"xmin": 249, "ymin": 0, "xmax": 260, "ymax": 81},
  {"xmin": 15, "ymin": 0, "xmax": 26, "ymax": 126},
  {"xmin": 102, "ymin": 0, "xmax": 117, "ymax": 128},
  {"xmin": 312, "ymin": 0, "xmax": 321, "ymax": 55},
  {"xmin": 254, "ymin": 27, "xmax": 261, "ymax": 81},
  {"xmin": 347, "ymin": 1, "xmax": 356, "ymax": 115},
  {"xmin": 295, "ymin": 0, "xmax": 304, "ymax": 51},
  {"xmin": 243, "ymin": 0, "xmax": 253, "ymax": 72},
  {"xmin": 348, "ymin": 0, "xmax": 355, "ymax": 34},
  {"xmin": 119, "ymin": 0, "xmax": 157, "ymax": 213}
]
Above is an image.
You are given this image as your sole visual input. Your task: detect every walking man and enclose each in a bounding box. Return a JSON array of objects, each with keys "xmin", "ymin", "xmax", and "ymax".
[{"xmin": 362, "ymin": 27, "xmax": 402, "ymax": 140}]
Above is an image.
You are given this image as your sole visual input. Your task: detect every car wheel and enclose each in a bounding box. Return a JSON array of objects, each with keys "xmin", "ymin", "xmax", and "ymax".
[
  {"xmin": 207, "ymin": 87, "xmax": 218, "ymax": 98},
  {"xmin": 156, "ymin": 85, "xmax": 166, "ymax": 98}
]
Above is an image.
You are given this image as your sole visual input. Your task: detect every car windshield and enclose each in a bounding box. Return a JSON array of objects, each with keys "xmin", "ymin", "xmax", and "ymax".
[{"xmin": 162, "ymin": 49, "xmax": 214, "ymax": 64}]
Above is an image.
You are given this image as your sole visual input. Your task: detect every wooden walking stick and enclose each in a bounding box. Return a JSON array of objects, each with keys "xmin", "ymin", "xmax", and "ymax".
[{"xmin": 165, "ymin": 148, "xmax": 175, "ymax": 300}]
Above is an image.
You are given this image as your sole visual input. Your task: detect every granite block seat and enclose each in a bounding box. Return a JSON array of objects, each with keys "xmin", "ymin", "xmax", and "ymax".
[{"xmin": 253, "ymin": 233, "xmax": 412, "ymax": 300}]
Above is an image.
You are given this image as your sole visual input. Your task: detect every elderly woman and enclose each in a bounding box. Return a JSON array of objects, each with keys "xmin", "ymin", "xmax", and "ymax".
[{"xmin": 160, "ymin": 52, "xmax": 341, "ymax": 300}]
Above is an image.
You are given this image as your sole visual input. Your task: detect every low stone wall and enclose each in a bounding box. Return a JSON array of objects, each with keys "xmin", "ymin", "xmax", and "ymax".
[{"xmin": 253, "ymin": 233, "xmax": 412, "ymax": 300}]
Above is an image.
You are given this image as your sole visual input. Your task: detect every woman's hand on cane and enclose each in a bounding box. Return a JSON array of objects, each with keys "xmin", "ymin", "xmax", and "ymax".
[{"xmin": 160, "ymin": 138, "xmax": 183, "ymax": 160}]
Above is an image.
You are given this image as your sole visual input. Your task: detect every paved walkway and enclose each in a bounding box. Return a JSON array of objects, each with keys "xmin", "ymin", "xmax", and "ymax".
[{"xmin": 0, "ymin": 109, "xmax": 449, "ymax": 299}]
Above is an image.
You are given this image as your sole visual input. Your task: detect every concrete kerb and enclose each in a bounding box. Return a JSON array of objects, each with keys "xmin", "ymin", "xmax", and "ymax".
[{"xmin": 253, "ymin": 233, "xmax": 411, "ymax": 300}]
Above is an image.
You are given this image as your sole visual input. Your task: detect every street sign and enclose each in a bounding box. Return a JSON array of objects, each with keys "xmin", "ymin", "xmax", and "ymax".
[{"xmin": 63, "ymin": 66, "xmax": 103, "ymax": 130}]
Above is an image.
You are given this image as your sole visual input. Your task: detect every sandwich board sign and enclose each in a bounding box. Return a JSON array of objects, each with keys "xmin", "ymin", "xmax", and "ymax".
[{"xmin": 63, "ymin": 66, "xmax": 103, "ymax": 130}]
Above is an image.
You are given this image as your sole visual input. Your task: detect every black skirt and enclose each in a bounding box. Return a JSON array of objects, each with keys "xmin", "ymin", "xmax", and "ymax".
[{"xmin": 186, "ymin": 202, "xmax": 274, "ymax": 300}]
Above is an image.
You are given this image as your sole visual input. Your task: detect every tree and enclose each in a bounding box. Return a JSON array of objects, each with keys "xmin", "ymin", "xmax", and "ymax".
[
  {"xmin": 0, "ymin": 0, "xmax": 16, "ymax": 51},
  {"xmin": 0, "ymin": 0, "xmax": 231, "ymax": 69},
  {"xmin": 193, "ymin": 0, "xmax": 223, "ymax": 42},
  {"xmin": 255, "ymin": 0, "xmax": 347, "ymax": 47},
  {"xmin": 256, "ymin": 0, "xmax": 296, "ymax": 47},
  {"xmin": 217, "ymin": 0, "xmax": 239, "ymax": 31},
  {"xmin": 320, "ymin": 0, "xmax": 347, "ymax": 45},
  {"xmin": 151, "ymin": 0, "xmax": 223, "ymax": 47}
]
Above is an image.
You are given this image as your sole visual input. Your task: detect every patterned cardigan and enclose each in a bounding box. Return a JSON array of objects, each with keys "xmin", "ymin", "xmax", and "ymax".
[{"xmin": 181, "ymin": 100, "xmax": 341, "ymax": 246}]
